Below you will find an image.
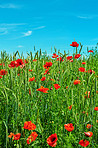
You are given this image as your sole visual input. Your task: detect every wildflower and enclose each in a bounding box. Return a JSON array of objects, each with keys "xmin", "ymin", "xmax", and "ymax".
[
  {"xmin": 69, "ymin": 59, "xmax": 73, "ymax": 62},
  {"xmin": 0, "ymin": 76, "xmax": 2, "ymax": 79},
  {"xmin": 8, "ymin": 132, "xmax": 14, "ymax": 138},
  {"xmin": 0, "ymin": 69, "xmax": 7, "ymax": 75},
  {"xmin": 33, "ymin": 59, "xmax": 37, "ymax": 62},
  {"xmin": 29, "ymin": 77, "xmax": 35, "ymax": 82},
  {"xmin": 44, "ymin": 68, "xmax": 49, "ymax": 75},
  {"xmin": 70, "ymin": 41, "xmax": 79, "ymax": 47},
  {"xmin": 78, "ymin": 67, "xmax": 85, "ymax": 72},
  {"xmin": 84, "ymin": 131, "xmax": 93, "ymax": 137},
  {"xmin": 27, "ymin": 132, "xmax": 38, "ymax": 144},
  {"xmin": 8, "ymin": 61, "xmax": 17, "ymax": 68},
  {"xmin": 64, "ymin": 123, "xmax": 74, "ymax": 132},
  {"xmin": 23, "ymin": 121, "xmax": 36, "ymax": 130},
  {"xmin": 73, "ymin": 80, "xmax": 81, "ymax": 85},
  {"xmin": 79, "ymin": 139, "xmax": 89, "ymax": 147},
  {"xmin": 41, "ymin": 77, "xmax": 46, "ymax": 81},
  {"xmin": 88, "ymin": 69, "xmax": 95, "ymax": 74},
  {"xmin": 36, "ymin": 86, "xmax": 49, "ymax": 93},
  {"xmin": 52, "ymin": 53, "xmax": 58, "ymax": 58},
  {"xmin": 47, "ymin": 133, "xmax": 58, "ymax": 147},
  {"xmin": 66, "ymin": 86, "xmax": 68, "ymax": 89},
  {"xmin": 68, "ymin": 105, "xmax": 72, "ymax": 111},
  {"xmin": 82, "ymin": 62, "xmax": 86, "ymax": 64},
  {"xmin": 66, "ymin": 56, "xmax": 73, "ymax": 60},
  {"xmin": 57, "ymin": 57, "xmax": 64, "ymax": 61},
  {"xmin": 15, "ymin": 59, "xmax": 25, "ymax": 68},
  {"xmin": 29, "ymin": 69, "xmax": 32, "ymax": 72},
  {"xmin": 24, "ymin": 59, "xmax": 28, "ymax": 63},
  {"xmin": 86, "ymin": 124, "xmax": 93, "ymax": 129},
  {"xmin": 88, "ymin": 50, "xmax": 93, "ymax": 53},
  {"xmin": 74, "ymin": 54, "xmax": 81, "ymax": 59},
  {"xmin": 44, "ymin": 62, "xmax": 52, "ymax": 68},
  {"xmin": 54, "ymin": 84, "xmax": 61, "ymax": 90},
  {"xmin": 13, "ymin": 133, "xmax": 21, "ymax": 141},
  {"xmin": 94, "ymin": 107, "xmax": 98, "ymax": 111},
  {"xmin": 29, "ymin": 89, "xmax": 31, "ymax": 95}
]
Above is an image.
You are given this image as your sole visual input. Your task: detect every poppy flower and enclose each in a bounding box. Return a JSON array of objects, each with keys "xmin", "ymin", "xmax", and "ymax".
[
  {"xmin": 27, "ymin": 132, "xmax": 38, "ymax": 144},
  {"xmin": 70, "ymin": 41, "xmax": 79, "ymax": 47},
  {"xmin": 79, "ymin": 139, "xmax": 89, "ymax": 147},
  {"xmin": 0, "ymin": 69, "xmax": 8, "ymax": 75},
  {"xmin": 13, "ymin": 133, "xmax": 21, "ymax": 141},
  {"xmin": 84, "ymin": 131, "xmax": 93, "ymax": 137},
  {"xmin": 16, "ymin": 59, "xmax": 25, "ymax": 68},
  {"xmin": 73, "ymin": 80, "xmax": 81, "ymax": 85},
  {"xmin": 44, "ymin": 68, "xmax": 49, "ymax": 75},
  {"xmin": 44, "ymin": 62, "xmax": 52, "ymax": 68},
  {"xmin": 33, "ymin": 59, "xmax": 37, "ymax": 62},
  {"xmin": 66, "ymin": 86, "xmax": 68, "ymax": 89},
  {"xmin": 88, "ymin": 69, "xmax": 95, "ymax": 74},
  {"xmin": 52, "ymin": 53, "xmax": 58, "ymax": 58},
  {"xmin": 54, "ymin": 84, "xmax": 61, "ymax": 90},
  {"xmin": 66, "ymin": 56, "xmax": 73, "ymax": 60},
  {"xmin": 94, "ymin": 107, "xmax": 98, "ymax": 111},
  {"xmin": 88, "ymin": 50, "xmax": 93, "ymax": 53},
  {"xmin": 86, "ymin": 124, "xmax": 93, "ymax": 129},
  {"xmin": 29, "ymin": 89, "xmax": 31, "ymax": 95},
  {"xmin": 82, "ymin": 62, "xmax": 86, "ymax": 64},
  {"xmin": 0, "ymin": 76, "xmax": 2, "ymax": 79},
  {"xmin": 68, "ymin": 105, "xmax": 72, "ymax": 111},
  {"xmin": 41, "ymin": 77, "xmax": 46, "ymax": 81},
  {"xmin": 36, "ymin": 86, "xmax": 49, "ymax": 93},
  {"xmin": 8, "ymin": 132, "xmax": 14, "ymax": 138},
  {"xmin": 24, "ymin": 59, "xmax": 28, "ymax": 63},
  {"xmin": 47, "ymin": 133, "xmax": 58, "ymax": 147},
  {"xmin": 78, "ymin": 67, "xmax": 85, "ymax": 72},
  {"xmin": 74, "ymin": 54, "xmax": 81, "ymax": 59},
  {"xmin": 8, "ymin": 61, "xmax": 18, "ymax": 68},
  {"xmin": 29, "ymin": 69, "xmax": 32, "ymax": 72},
  {"xmin": 23, "ymin": 121, "xmax": 36, "ymax": 130},
  {"xmin": 29, "ymin": 77, "xmax": 35, "ymax": 82},
  {"xmin": 57, "ymin": 57, "xmax": 64, "ymax": 61},
  {"xmin": 64, "ymin": 123, "xmax": 74, "ymax": 132},
  {"xmin": 69, "ymin": 59, "xmax": 73, "ymax": 62}
]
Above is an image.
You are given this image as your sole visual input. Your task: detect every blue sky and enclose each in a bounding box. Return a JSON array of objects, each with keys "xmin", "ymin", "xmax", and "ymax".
[{"xmin": 0, "ymin": 0, "xmax": 98, "ymax": 57}]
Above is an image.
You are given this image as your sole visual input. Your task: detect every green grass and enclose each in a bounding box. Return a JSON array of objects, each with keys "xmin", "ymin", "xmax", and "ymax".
[{"xmin": 0, "ymin": 47, "xmax": 98, "ymax": 148}]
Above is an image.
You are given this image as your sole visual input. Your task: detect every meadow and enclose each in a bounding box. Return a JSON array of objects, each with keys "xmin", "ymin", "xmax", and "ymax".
[{"xmin": 0, "ymin": 42, "xmax": 98, "ymax": 148}]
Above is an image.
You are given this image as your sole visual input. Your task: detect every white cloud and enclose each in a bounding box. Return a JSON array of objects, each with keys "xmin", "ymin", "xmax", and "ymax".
[
  {"xmin": 17, "ymin": 45, "xmax": 23, "ymax": 48},
  {"xmin": 77, "ymin": 16, "xmax": 92, "ymax": 19},
  {"xmin": 0, "ymin": 3, "xmax": 21, "ymax": 9},
  {"xmin": 32, "ymin": 26, "xmax": 46, "ymax": 30},
  {"xmin": 23, "ymin": 31, "xmax": 32, "ymax": 37}
]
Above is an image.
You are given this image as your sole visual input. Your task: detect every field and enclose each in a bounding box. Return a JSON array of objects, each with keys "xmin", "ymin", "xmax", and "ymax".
[{"xmin": 0, "ymin": 42, "xmax": 98, "ymax": 148}]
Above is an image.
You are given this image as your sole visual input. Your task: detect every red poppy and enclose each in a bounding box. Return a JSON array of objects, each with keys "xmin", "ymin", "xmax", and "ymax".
[
  {"xmin": 78, "ymin": 67, "xmax": 85, "ymax": 72},
  {"xmin": 29, "ymin": 89, "xmax": 31, "ymax": 95},
  {"xmin": 33, "ymin": 59, "xmax": 37, "ymax": 62},
  {"xmin": 66, "ymin": 86, "xmax": 68, "ymax": 89},
  {"xmin": 74, "ymin": 54, "xmax": 81, "ymax": 59},
  {"xmin": 36, "ymin": 86, "xmax": 49, "ymax": 93},
  {"xmin": 29, "ymin": 77, "xmax": 35, "ymax": 82},
  {"xmin": 73, "ymin": 80, "xmax": 81, "ymax": 85},
  {"xmin": 88, "ymin": 69, "xmax": 95, "ymax": 74},
  {"xmin": 44, "ymin": 68, "xmax": 49, "ymax": 75},
  {"xmin": 68, "ymin": 105, "xmax": 72, "ymax": 111},
  {"xmin": 69, "ymin": 59, "xmax": 73, "ymax": 62},
  {"xmin": 8, "ymin": 61, "xmax": 17, "ymax": 68},
  {"xmin": 24, "ymin": 59, "xmax": 28, "ymax": 63},
  {"xmin": 57, "ymin": 57, "xmax": 64, "ymax": 61},
  {"xmin": 47, "ymin": 133, "xmax": 58, "ymax": 147},
  {"xmin": 88, "ymin": 50, "xmax": 93, "ymax": 53},
  {"xmin": 86, "ymin": 124, "xmax": 93, "ymax": 129},
  {"xmin": 27, "ymin": 132, "xmax": 38, "ymax": 144},
  {"xmin": 13, "ymin": 133, "xmax": 21, "ymax": 141},
  {"xmin": 23, "ymin": 121, "xmax": 36, "ymax": 130},
  {"xmin": 64, "ymin": 123, "xmax": 74, "ymax": 132},
  {"xmin": 44, "ymin": 62, "xmax": 52, "ymax": 68},
  {"xmin": 0, "ymin": 69, "xmax": 7, "ymax": 75},
  {"xmin": 0, "ymin": 76, "xmax": 2, "ymax": 79},
  {"xmin": 84, "ymin": 131, "xmax": 93, "ymax": 137},
  {"xmin": 41, "ymin": 77, "xmax": 46, "ymax": 81},
  {"xmin": 52, "ymin": 53, "xmax": 59, "ymax": 58},
  {"xmin": 66, "ymin": 56, "xmax": 73, "ymax": 60},
  {"xmin": 79, "ymin": 139, "xmax": 89, "ymax": 147},
  {"xmin": 70, "ymin": 41, "xmax": 79, "ymax": 47},
  {"xmin": 29, "ymin": 69, "xmax": 32, "ymax": 72},
  {"xmin": 15, "ymin": 59, "xmax": 25, "ymax": 68},
  {"xmin": 82, "ymin": 62, "xmax": 86, "ymax": 64},
  {"xmin": 8, "ymin": 132, "xmax": 14, "ymax": 138},
  {"xmin": 94, "ymin": 107, "xmax": 98, "ymax": 111},
  {"xmin": 54, "ymin": 84, "xmax": 61, "ymax": 90}
]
